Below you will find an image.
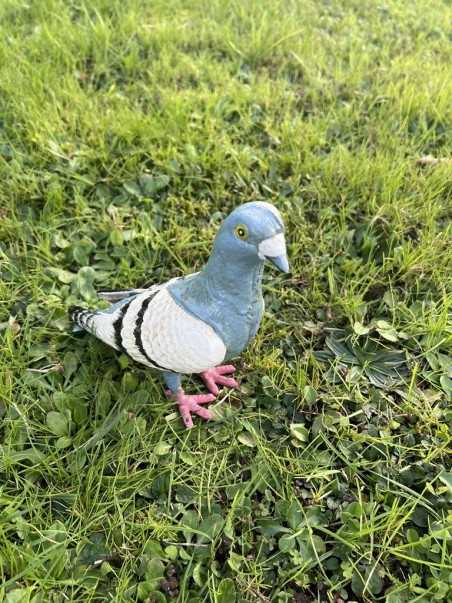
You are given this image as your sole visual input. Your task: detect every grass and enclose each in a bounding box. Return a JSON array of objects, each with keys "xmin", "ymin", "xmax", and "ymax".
[{"xmin": 0, "ymin": 0, "xmax": 451, "ymax": 601}]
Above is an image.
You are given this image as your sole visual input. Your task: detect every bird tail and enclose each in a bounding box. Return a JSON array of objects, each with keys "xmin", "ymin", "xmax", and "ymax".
[
  {"xmin": 69, "ymin": 295, "xmax": 134, "ymax": 334},
  {"xmin": 69, "ymin": 306, "xmax": 96, "ymax": 333}
]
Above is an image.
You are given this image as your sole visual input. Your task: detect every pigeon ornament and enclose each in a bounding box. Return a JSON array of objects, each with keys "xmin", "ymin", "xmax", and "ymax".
[{"xmin": 71, "ymin": 201, "xmax": 289, "ymax": 428}]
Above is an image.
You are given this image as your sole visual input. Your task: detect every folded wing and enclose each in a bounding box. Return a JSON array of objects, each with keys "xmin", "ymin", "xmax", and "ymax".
[{"xmin": 72, "ymin": 287, "xmax": 226, "ymax": 375}]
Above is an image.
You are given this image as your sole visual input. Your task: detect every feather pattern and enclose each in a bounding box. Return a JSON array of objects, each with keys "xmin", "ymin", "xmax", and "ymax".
[
  {"xmin": 71, "ymin": 286, "xmax": 226, "ymax": 374},
  {"xmin": 140, "ymin": 288, "xmax": 226, "ymax": 373},
  {"xmin": 117, "ymin": 290, "xmax": 165, "ymax": 369}
]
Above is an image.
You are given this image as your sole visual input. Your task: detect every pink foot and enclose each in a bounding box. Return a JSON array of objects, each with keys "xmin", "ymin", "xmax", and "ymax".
[
  {"xmin": 167, "ymin": 388, "xmax": 216, "ymax": 429},
  {"xmin": 200, "ymin": 365, "xmax": 239, "ymax": 396}
]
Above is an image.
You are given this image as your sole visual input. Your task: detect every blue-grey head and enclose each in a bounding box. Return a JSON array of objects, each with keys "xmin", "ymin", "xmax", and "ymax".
[{"xmin": 207, "ymin": 201, "xmax": 289, "ymax": 274}]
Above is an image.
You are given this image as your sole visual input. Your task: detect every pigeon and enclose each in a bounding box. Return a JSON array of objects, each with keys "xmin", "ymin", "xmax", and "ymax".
[{"xmin": 71, "ymin": 201, "xmax": 289, "ymax": 428}]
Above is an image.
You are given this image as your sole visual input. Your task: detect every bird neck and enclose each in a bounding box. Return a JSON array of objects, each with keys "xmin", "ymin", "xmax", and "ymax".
[
  {"xmin": 168, "ymin": 252, "xmax": 265, "ymax": 356},
  {"xmin": 202, "ymin": 251, "xmax": 264, "ymax": 310}
]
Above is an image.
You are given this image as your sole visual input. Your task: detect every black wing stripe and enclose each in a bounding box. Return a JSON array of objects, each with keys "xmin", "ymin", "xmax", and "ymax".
[
  {"xmin": 133, "ymin": 292, "xmax": 170, "ymax": 371},
  {"xmin": 113, "ymin": 300, "xmax": 133, "ymax": 352}
]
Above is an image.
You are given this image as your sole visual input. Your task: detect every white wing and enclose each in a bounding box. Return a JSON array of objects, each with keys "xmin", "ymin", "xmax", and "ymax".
[
  {"xmin": 135, "ymin": 288, "xmax": 226, "ymax": 374},
  {"xmin": 74, "ymin": 274, "xmax": 223, "ymax": 374}
]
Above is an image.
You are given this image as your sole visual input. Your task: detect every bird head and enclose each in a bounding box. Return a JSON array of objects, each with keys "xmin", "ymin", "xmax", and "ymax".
[{"xmin": 211, "ymin": 201, "xmax": 289, "ymax": 273}]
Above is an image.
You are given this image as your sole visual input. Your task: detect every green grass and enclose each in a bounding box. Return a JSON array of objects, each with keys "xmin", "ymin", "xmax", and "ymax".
[{"xmin": 0, "ymin": 0, "xmax": 451, "ymax": 601}]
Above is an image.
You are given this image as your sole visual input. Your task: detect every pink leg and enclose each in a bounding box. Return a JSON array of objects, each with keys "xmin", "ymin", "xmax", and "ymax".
[
  {"xmin": 200, "ymin": 365, "xmax": 239, "ymax": 396},
  {"xmin": 166, "ymin": 388, "xmax": 216, "ymax": 429}
]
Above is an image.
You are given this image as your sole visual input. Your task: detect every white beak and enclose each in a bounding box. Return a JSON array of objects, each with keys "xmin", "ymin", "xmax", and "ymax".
[{"xmin": 258, "ymin": 233, "xmax": 290, "ymax": 273}]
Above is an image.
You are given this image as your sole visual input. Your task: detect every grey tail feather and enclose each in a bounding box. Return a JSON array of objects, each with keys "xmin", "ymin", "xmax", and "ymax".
[
  {"xmin": 97, "ymin": 288, "xmax": 146, "ymax": 302},
  {"xmin": 69, "ymin": 306, "xmax": 96, "ymax": 333}
]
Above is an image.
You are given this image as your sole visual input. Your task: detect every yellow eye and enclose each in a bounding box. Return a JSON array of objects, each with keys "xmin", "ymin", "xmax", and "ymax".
[{"xmin": 235, "ymin": 224, "xmax": 248, "ymax": 240}]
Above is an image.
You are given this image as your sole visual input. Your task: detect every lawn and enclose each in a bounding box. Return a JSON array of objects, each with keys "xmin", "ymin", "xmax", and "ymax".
[{"xmin": 0, "ymin": 0, "xmax": 451, "ymax": 601}]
